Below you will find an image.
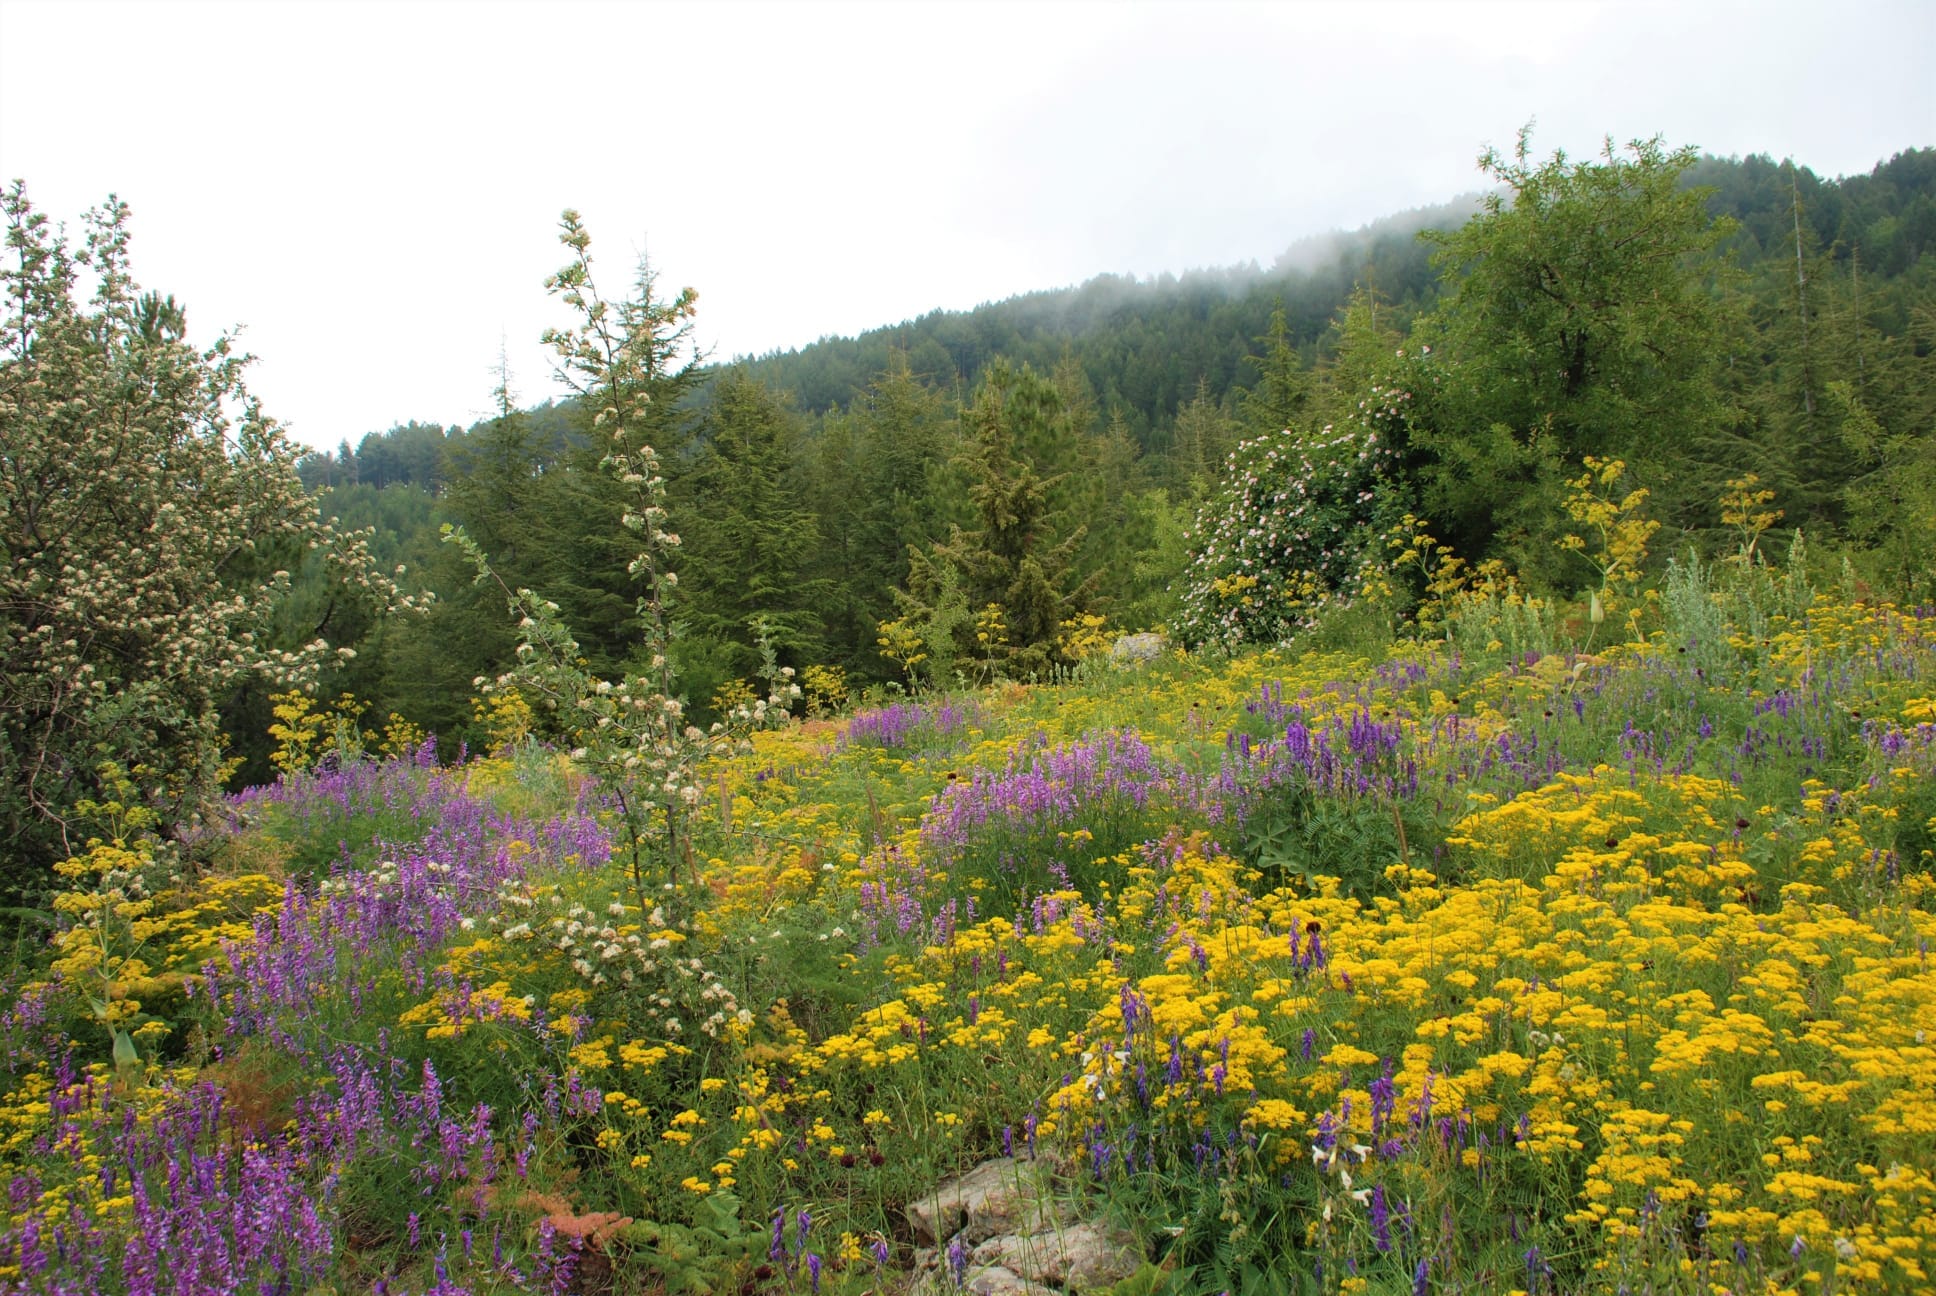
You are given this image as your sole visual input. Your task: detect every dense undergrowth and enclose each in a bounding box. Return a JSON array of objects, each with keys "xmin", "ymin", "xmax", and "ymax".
[{"xmin": 2, "ymin": 564, "xmax": 1933, "ymax": 1295}]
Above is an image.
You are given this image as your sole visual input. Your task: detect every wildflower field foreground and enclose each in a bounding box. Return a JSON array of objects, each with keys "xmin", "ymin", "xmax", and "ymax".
[{"xmin": 4, "ymin": 586, "xmax": 1933, "ymax": 1296}]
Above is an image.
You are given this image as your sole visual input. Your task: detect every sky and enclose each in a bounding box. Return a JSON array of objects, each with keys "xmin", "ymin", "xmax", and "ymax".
[{"xmin": 2, "ymin": 0, "xmax": 1932, "ymax": 451}]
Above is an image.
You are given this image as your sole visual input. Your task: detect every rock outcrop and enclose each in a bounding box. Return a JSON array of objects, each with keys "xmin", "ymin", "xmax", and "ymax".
[{"xmin": 907, "ymin": 1158, "xmax": 1142, "ymax": 1295}]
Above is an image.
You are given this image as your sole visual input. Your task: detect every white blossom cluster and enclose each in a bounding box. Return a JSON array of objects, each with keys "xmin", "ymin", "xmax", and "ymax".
[
  {"xmin": 1174, "ymin": 386, "xmax": 1411, "ymax": 651},
  {"xmin": 1, "ymin": 185, "xmax": 424, "ymax": 875},
  {"xmin": 445, "ymin": 210, "xmax": 798, "ymax": 899},
  {"xmin": 487, "ymin": 883, "xmax": 749, "ymax": 1039}
]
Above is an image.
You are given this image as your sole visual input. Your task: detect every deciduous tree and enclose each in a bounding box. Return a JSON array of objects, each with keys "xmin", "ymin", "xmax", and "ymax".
[
  {"xmin": 0, "ymin": 185, "xmax": 414, "ymax": 894},
  {"xmin": 1414, "ymin": 129, "xmax": 1737, "ymax": 564}
]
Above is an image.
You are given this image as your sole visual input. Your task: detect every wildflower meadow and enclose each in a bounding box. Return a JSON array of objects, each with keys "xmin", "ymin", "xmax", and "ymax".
[{"xmin": 2, "ymin": 537, "xmax": 1932, "ymax": 1296}]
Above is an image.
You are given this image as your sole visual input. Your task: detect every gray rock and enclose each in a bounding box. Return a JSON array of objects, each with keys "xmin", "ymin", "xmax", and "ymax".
[
  {"xmin": 970, "ymin": 1221, "xmax": 1144, "ymax": 1291},
  {"xmin": 910, "ymin": 1263, "xmax": 1061, "ymax": 1296},
  {"xmin": 1110, "ymin": 632, "xmax": 1167, "ymax": 665},
  {"xmin": 905, "ymin": 1157, "xmax": 1061, "ymax": 1246}
]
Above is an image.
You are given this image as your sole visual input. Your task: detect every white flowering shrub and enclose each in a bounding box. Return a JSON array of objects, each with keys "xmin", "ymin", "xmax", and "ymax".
[
  {"xmin": 448, "ymin": 211, "xmax": 798, "ymax": 902},
  {"xmin": 0, "ymin": 185, "xmax": 417, "ymax": 894},
  {"xmin": 1173, "ymin": 382, "xmax": 1413, "ymax": 650},
  {"xmin": 484, "ymin": 884, "xmax": 750, "ymax": 1043}
]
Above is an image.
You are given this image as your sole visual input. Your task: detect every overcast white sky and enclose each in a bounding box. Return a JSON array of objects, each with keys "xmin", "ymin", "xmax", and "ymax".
[{"xmin": 2, "ymin": 0, "xmax": 1931, "ymax": 451}]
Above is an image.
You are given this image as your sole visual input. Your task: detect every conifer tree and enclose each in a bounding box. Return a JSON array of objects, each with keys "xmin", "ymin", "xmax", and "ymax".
[
  {"xmin": 1237, "ymin": 302, "xmax": 1310, "ymax": 437},
  {"xmin": 808, "ymin": 353, "xmax": 955, "ymax": 671},
  {"xmin": 678, "ymin": 369, "xmax": 828, "ymax": 679},
  {"xmin": 1171, "ymin": 375, "xmax": 1237, "ymax": 497},
  {"xmin": 384, "ymin": 358, "xmax": 555, "ymax": 740},
  {"xmin": 903, "ymin": 359, "xmax": 1089, "ymax": 678}
]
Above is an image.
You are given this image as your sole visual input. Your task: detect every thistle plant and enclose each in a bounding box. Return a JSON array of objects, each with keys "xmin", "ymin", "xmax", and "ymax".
[{"xmin": 447, "ymin": 210, "xmax": 798, "ymax": 903}]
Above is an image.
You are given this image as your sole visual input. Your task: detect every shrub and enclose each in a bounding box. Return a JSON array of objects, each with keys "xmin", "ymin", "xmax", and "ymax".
[{"xmin": 1175, "ymin": 408, "xmax": 1407, "ymax": 652}]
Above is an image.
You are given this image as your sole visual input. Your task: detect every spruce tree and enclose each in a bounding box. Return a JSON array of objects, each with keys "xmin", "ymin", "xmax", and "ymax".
[
  {"xmin": 808, "ymin": 353, "xmax": 955, "ymax": 673},
  {"xmin": 384, "ymin": 359, "xmax": 556, "ymax": 741},
  {"xmin": 1171, "ymin": 375, "xmax": 1237, "ymax": 498},
  {"xmin": 1237, "ymin": 303, "xmax": 1310, "ymax": 437},
  {"xmin": 678, "ymin": 369, "xmax": 828, "ymax": 678},
  {"xmin": 904, "ymin": 359, "xmax": 1089, "ymax": 678}
]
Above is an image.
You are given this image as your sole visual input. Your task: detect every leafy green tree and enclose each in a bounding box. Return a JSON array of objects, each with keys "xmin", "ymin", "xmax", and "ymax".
[
  {"xmin": 0, "ymin": 185, "xmax": 414, "ymax": 893},
  {"xmin": 1413, "ymin": 129, "xmax": 1738, "ymax": 566}
]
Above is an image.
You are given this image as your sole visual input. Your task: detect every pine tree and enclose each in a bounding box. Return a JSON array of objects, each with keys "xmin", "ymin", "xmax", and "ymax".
[
  {"xmin": 904, "ymin": 359, "xmax": 1090, "ymax": 678},
  {"xmin": 1236, "ymin": 302, "xmax": 1310, "ymax": 437},
  {"xmin": 678, "ymin": 369, "xmax": 828, "ymax": 680}
]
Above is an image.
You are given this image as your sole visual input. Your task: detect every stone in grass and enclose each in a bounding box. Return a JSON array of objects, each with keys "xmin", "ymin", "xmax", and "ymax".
[
  {"xmin": 911, "ymin": 1264, "xmax": 1060, "ymax": 1296},
  {"xmin": 1110, "ymin": 632, "xmax": 1167, "ymax": 665},
  {"xmin": 971, "ymin": 1221, "xmax": 1144, "ymax": 1291},
  {"xmin": 906, "ymin": 1157, "xmax": 1067, "ymax": 1246}
]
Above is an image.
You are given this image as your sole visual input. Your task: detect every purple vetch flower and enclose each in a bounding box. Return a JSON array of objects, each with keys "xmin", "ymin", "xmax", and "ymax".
[
  {"xmin": 1410, "ymin": 1070, "xmax": 1436, "ymax": 1130},
  {"xmin": 1369, "ymin": 1185, "xmax": 1391, "ymax": 1252},
  {"xmin": 1524, "ymin": 1243, "xmax": 1546, "ymax": 1293},
  {"xmin": 1369, "ymin": 1062, "xmax": 1397, "ymax": 1139}
]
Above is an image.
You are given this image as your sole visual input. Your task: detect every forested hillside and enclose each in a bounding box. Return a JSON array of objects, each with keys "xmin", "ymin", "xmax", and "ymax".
[{"xmin": 263, "ymin": 142, "xmax": 1936, "ymax": 785}]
